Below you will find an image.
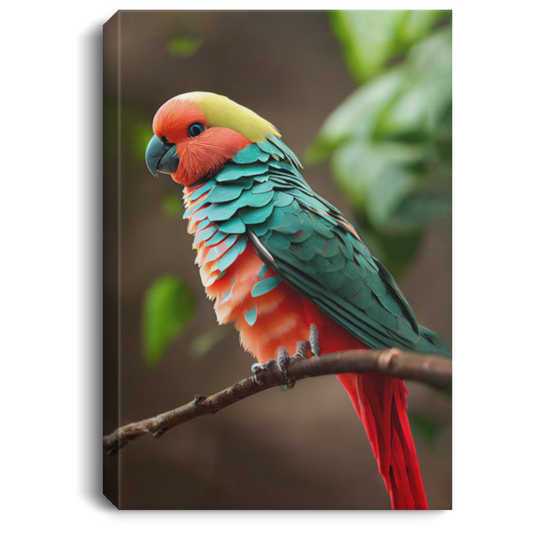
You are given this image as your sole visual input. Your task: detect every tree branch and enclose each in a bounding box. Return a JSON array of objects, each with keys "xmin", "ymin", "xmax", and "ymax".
[{"xmin": 103, "ymin": 348, "xmax": 451, "ymax": 456}]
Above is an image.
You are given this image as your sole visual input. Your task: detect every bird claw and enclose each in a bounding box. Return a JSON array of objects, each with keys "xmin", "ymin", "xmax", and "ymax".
[
  {"xmin": 309, "ymin": 324, "xmax": 321, "ymax": 357},
  {"xmin": 289, "ymin": 324, "xmax": 321, "ymax": 361},
  {"xmin": 294, "ymin": 340, "xmax": 310, "ymax": 360},
  {"xmin": 251, "ymin": 325, "xmax": 321, "ymax": 391},
  {"xmin": 251, "ymin": 349, "xmax": 296, "ymax": 390},
  {"xmin": 277, "ymin": 346, "xmax": 295, "ymax": 390},
  {"xmin": 251, "ymin": 359, "xmax": 276, "ymax": 374}
]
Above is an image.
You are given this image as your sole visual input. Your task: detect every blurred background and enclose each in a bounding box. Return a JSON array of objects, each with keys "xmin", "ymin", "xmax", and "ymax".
[{"xmin": 103, "ymin": 10, "xmax": 452, "ymax": 510}]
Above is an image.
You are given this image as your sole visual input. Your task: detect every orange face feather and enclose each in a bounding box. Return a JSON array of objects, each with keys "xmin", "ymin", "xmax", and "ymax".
[{"xmin": 153, "ymin": 96, "xmax": 251, "ymax": 187}]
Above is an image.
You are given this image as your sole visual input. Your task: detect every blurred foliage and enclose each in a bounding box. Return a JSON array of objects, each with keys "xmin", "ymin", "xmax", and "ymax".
[
  {"xmin": 143, "ymin": 274, "xmax": 195, "ymax": 366},
  {"xmin": 408, "ymin": 411, "xmax": 449, "ymax": 448},
  {"xmin": 167, "ymin": 35, "xmax": 203, "ymax": 57},
  {"xmin": 161, "ymin": 191, "xmax": 184, "ymax": 219},
  {"xmin": 133, "ymin": 122, "xmax": 155, "ymax": 162},
  {"xmin": 308, "ymin": 10, "xmax": 452, "ymax": 276},
  {"xmin": 104, "ymin": 98, "xmax": 154, "ymax": 164},
  {"xmin": 188, "ymin": 324, "xmax": 233, "ymax": 359},
  {"xmin": 330, "ymin": 10, "xmax": 448, "ymax": 82}
]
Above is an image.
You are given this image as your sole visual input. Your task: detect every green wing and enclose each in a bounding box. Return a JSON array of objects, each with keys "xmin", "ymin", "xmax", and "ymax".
[{"xmin": 185, "ymin": 136, "xmax": 450, "ymax": 355}]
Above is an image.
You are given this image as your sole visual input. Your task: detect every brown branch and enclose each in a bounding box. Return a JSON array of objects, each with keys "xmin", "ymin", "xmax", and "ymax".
[{"xmin": 103, "ymin": 348, "xmax": 451, "ymax": 456}]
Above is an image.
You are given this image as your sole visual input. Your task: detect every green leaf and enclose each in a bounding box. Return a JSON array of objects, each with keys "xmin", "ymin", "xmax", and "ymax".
[
  {"xmin": 161, "ymin": 192, "xmax": 184, "ymax": 219},
  {"xmin": 143, "ymin": 275, "xmax": 195, "ymax": 366},
  {"xmin": 306, "ymin": 69, "xmax": 407, "ymax": 163},
  {"xmin": 331, "ymin": 10, "xmax": 407, "ymax": 82},
  {"xmin": 307, "ymin": 26, "xmax": 452, "ymax": 165},
  {"xmin": 330, "ymin": 10, "xmax": 450, "ymax": 83},
  {"xmin": 396, "ymin": 10, "xmax": 449, "ymax": 46},
  {"xmin": 332, "ymin": 140, "xmax": 424, "ymax": 206},
  {"xmin": 167, "ymin": 36, "xmax": 203, "ymax": 57},
  {"xmin": 332, "ymin": 136, "xmax": 451, "ymax": 234},
  {"xmin": 307, "ymin": 11, "xmax": 451, "ymax": 272},
  {"xmin": 378, "ymin": 27, "xmax": 452, "ymax": 137}
]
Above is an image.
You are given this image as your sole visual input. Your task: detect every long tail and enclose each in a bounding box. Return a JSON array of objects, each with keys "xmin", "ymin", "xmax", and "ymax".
[{"xmin": 337, "ymin": 371, "xmax": 428, "ymax": 510}]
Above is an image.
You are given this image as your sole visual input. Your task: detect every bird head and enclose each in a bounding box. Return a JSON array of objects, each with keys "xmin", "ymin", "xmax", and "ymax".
[{"xmin": 145, "ymin": 92, "xmax": 279, "ymax": 187}]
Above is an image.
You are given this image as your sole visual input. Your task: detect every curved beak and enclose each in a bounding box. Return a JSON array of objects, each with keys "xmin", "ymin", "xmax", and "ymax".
[{"xmin": 145, "ymin": 135, "xmax": 180, "ymax": 177}]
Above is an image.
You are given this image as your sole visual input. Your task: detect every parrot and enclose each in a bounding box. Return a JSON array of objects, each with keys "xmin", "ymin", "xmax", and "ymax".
[{"xmin": 145, "ymin": 91, "xmax": 451, "ymax": 510}]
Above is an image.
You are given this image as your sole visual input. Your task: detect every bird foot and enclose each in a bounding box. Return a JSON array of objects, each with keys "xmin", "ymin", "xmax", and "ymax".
[
  {"xmin": 285, "ymin": 324, "xmax": 322, "ymax": 361},
  {"xmin": 250, "ymin": 324, "xmax": 321, "ymax": 391},
  {"xmin": 308, "ymin": 323, "xmax": 321, "ymax": 358},
  {"xmin": 251, "ymin": 359, "xmax": 276, "ymax": 374},
  {"xmin": 251, "ymin": 348, "xmax": 296, "ymax": 390}
]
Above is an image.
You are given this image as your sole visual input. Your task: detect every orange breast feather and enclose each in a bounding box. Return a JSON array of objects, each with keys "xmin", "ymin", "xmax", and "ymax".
[
  {"xmin": 183, "ymin": 185, "xmax": 363, "ymax": 363},
  {"xmin": 184, "ymin": 186, "xmax": 311, "ymax": 363}
]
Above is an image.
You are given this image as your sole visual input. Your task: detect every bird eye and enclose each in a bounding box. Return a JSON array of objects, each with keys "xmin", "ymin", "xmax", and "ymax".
[{"xmin": 187, "ymin": 123, "xmax": 205, "ymax": 138}]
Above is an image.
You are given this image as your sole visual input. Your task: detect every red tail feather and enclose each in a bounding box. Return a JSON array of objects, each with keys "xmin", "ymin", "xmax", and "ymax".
[
  {"xmin": 337, "ymin": 372, "xmax": 428, "ymax": 510},
  {"xmin": 300, "ymin": 297, "xmax": 428, "ymax": 509}
]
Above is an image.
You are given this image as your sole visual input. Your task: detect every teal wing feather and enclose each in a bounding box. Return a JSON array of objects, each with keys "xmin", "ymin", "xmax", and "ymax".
[{"xmin": 184, "ymin": 136, "xmax": 450, "ymax": 356}]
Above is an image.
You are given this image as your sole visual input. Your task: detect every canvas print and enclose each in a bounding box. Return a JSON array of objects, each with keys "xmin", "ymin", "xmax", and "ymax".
[{"xmin": 103, "ymin": 10, "xmax": 452, "ymax": 510}]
